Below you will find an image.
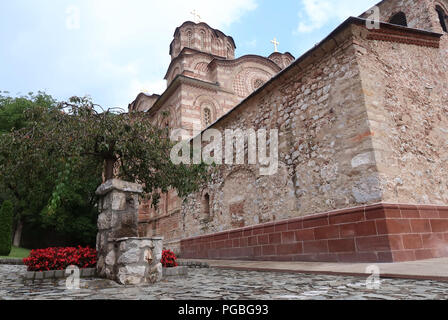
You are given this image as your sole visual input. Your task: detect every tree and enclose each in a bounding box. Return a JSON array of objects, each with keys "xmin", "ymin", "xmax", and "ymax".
[
  {"xmin": 0, "ymin": 200, "xmax": 13, "ymax": 256},
  {"xmin": 0, "ymin": 96, "xmax": 209, "ymax": 246},
  {"xmin": 45, "ymin": 96, "xmax": 209, "ymax": 205},
  {"xmin": 0, "ymin": 91, "xmax": 56, "ymax": 134},
  {"xmin": 0, "ymin": 93, "xmax": 102, "ymax": 247}
]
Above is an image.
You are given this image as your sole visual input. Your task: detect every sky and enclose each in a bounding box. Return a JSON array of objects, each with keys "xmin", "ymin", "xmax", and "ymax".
[{"xmin": 0, "ymin": 0, "xmax": 379, "ymax": 109}]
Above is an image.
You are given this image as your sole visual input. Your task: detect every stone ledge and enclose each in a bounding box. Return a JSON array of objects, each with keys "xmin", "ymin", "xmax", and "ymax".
[
  {"xmin": 96, "ymin": 179, "xmax": 143, "ymax": 196},
  {"xmin": 0, "ymin": 258, "xmax": 24, "ymax": 265},
  {"xmin": 180, "ymin": 203, "xmax": 448, "ymax": 263},
  {"xmin": 114, "ymin": 236, "xmax": 164, "ymax": 242},
  {"xmin": 24, "ymin": 268, "xmax": 97, "ymax": 281},
  {"xmin": 162, "ymin": 266, "xmax": 188, "ymax": 277},
  {"xmin": 178, "ymin": 260, "xmax": 210, "ymax": 268}
]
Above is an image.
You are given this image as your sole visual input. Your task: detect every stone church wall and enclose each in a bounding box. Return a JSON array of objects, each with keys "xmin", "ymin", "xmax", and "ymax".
[
  {"xmin": 181, "ymin": 24, "xmax": 372, "ymax": 239},
  {"xmin": 361, "ymin": 0, "xmax": 439, "ymax": 31},
  {"xmin": 355, "ymin": 25, "xmax": 448, "ymax": 206},
  {"xmin": 179, "ymin": 18, "xmax": 448, "ymax": 262},
  {"xmin": 134, "ymin": 0, "xmax": 448, "ymax": 262}
]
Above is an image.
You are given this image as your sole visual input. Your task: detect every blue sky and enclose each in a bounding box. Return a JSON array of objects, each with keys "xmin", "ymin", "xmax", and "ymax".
[{"xmin": 0, "ymin": 0, "xmax": 379, "ymax": 109}]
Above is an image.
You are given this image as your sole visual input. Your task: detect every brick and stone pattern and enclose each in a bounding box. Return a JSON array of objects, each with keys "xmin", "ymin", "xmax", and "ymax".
[
  {"xmin": 181, "ymin": 203, "xmax": 448, "ymax": 263},
  {"xmin": 176, "ymin": 7, "xmax": 448, "ymax": 261},
  {"xmin": 130, "ymin": 20, "xmax": 295, "ymax": 243},
  {"xmin": 180, "ymin": 23, "xmax": 372, "ymax": 240},
  {"xmin": 132, "ymin": 0, "xmax": 448, "ymax": 263},
  {"xmin": 360, "ymin": 0, "xmax": 446, "ymax": 33}
]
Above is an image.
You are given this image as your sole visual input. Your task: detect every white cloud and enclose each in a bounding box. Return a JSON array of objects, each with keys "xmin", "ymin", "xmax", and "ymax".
[
  {"xmin": 79, "ymin": 0, "xmax": 258, "ymax": 106},
  {"xmin": 1, "ymin": 0, "xmax": 257, "ymax": 109},
  {"xmin": 129, "ymin": 79, "xmax": 167, "ymax": 97},
  {"xmin": 297, "ymin": 0, "xmax": 379, "ymax": 33},
  {"xmin": 83, "ymin": 0, "xmax": 257, "ymax": 49}
]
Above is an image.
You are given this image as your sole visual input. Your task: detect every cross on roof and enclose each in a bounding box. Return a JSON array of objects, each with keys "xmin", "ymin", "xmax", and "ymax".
[
  {"xmin": 271, "ymin": 38, "xmax": 280, "ymax": 53},
  {"xmin": 191, "ymin": 10, "xmax": 201, "ymax": 23}
]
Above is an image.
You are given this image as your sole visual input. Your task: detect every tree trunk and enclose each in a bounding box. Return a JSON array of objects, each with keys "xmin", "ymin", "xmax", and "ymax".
[
  {"xmin": 13, "ymin": 220, "xmax": 23, "ymax": 247},
  {"xmin": 105, "ymin": 158, "xmax": 116, "ymax": 181}
]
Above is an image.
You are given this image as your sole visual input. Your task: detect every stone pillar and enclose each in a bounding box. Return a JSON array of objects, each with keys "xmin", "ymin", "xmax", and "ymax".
[{"xmin": 95, "ymin": 179, "xmax": 163, "ymax": 284}]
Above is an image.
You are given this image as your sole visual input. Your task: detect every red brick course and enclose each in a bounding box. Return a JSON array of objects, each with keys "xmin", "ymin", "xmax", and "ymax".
[{"xmin": 180, "ymin": 203, "xmax": 448, "ymax": 263}]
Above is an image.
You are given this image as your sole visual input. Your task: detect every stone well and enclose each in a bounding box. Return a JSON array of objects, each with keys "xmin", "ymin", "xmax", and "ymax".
[{"xmin": 108, "ymin": 237, "xmax": 163, "ymax": 285}]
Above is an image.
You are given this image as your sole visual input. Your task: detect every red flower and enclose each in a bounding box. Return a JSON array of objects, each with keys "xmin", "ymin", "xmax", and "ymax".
[
  {"xmin": 161, "ymin": 250, "xmax": 178, "ymax": 268},
  {"xmin": 23, "ymin": 246, "xmax": 98, "ymax": 272}
]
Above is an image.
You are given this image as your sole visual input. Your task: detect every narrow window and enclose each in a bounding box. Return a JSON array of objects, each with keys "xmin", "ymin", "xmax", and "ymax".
[
  {"xmin": 200, "ymin": 30, "xmax": 206, "ymax": 50},
  {"xmin": 187, "ymin": 31, "xmax": 193, "ymax": 47},
  {"xmin": 436, "ymin": 5, "xmax": 448, "ymax": 32},
  {"xmin": 389, "ymin": 12, "xmax": 408, "ymax": 27},
  {"xmin": 203, "ymin": 107, "xmax": 212, "ymax": 127},
  {"xmin": 202, "ymin": 193, "xmax": 210, "ymax": 218}
]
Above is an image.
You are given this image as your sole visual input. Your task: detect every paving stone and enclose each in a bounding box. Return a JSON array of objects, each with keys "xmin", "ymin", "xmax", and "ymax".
[{"xmin": 1, "ymin": 265, "xmax": 448, "ymax": 300}]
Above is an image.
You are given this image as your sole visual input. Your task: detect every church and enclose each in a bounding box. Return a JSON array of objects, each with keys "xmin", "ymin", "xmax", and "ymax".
[{"xmin": 129, "ymin": 0, "xmax": 448, "ymax": 263}]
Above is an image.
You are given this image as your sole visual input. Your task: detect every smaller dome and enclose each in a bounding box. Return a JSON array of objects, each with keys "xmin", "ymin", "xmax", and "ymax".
[{"xmin": 268, "ymin": 52, "xmax": 295, "ymax": 69}]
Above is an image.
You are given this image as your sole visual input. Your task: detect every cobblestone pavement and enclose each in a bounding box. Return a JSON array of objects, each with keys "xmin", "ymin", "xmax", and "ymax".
[{"xmin": 1, "ymin": 265, "xmax": 448, "ymax": 300}]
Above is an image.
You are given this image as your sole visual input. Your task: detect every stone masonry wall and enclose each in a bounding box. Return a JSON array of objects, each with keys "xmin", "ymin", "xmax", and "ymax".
[
  {"xmin": 180, "ymin": 14, "xmax": 448, "ymax": 262},
  {"xmin": 361, "ymin": 0, "xmax": 438, "ymax": 31},
  {"xmin": 355, "ymin": 23, "xmax": 448, "ymax": 205},
  {"xmin": 181, "ymin": 24, "xmax": 376, "ymax": 240}
]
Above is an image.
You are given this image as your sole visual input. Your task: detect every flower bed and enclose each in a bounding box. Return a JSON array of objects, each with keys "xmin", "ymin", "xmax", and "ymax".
[
  {"xmin": 161, "ymin": 249, "xmax": 178, "ymax": 268},
  {"xmin": 23, "ymin": 246, "xmax": 97, "ymax": 272}
]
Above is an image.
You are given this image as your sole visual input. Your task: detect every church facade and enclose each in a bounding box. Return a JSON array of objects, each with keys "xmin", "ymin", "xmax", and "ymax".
[{"xmin": 130, "ymin": 0, "xmax": 448, "ymax": 263}]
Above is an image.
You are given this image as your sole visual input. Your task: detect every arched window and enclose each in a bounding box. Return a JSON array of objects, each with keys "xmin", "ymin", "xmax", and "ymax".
[
  {"xmin": 436, "ymin": 5, "xmax": 448, "ymax": 32},
  {"xmin": 202, "ymin": 193, "xmax": 211, "ymax": 218},
  {"xmin": 203, "ymin": 107, "xmax": 212, "ymax": 127},
  {"xmin": 227, "ymin": 44, "xmax": 233, "ymax": 59},
  {"xmin": 389, "ymin": 12, "xmax": 408, "ymax": 27}
]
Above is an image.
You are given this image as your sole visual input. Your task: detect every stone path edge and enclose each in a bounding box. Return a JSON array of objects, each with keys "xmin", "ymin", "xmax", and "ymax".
[
  {"xmin": 25, "ymin": 268, "xmax": 96, "ymax": 281},
  {"xmin": 0, "ymin": 258, "xmax": 24, "ymax": 265},
  {"xmin": 211, "ymin": 265, "xmax": 448, "ymax": 282}
]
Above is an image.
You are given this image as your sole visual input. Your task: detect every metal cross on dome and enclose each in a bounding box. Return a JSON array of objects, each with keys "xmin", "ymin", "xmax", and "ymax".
[
  {"xmin": 271, "ymin": 37, "xmax": 280, "ymax": 53},
  {"xmin": 191, "ymin": 10, "xmax": 201, "ymax": 23}
]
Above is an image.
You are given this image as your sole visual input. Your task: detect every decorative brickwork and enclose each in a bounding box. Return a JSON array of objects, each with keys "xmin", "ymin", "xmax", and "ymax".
[{"xmin": 365, "ymin": 25, "xmax": 441, "ymax": 48}]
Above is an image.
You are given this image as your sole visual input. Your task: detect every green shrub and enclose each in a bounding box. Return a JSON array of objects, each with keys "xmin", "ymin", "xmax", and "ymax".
[{"xmin": 0, "ymin": 200, "xmax": 14, "ymax": 256}]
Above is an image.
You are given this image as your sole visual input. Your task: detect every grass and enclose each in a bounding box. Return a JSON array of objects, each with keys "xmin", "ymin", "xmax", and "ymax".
[{"xmin": 0, "ymin": 246, "xmax": 30, "ymax": 259}]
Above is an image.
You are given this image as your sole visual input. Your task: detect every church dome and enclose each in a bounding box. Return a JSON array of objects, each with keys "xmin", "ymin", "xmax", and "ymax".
[{"xmin": 169, "ymin": 21, "xmax": 236, "ymax": 60}]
